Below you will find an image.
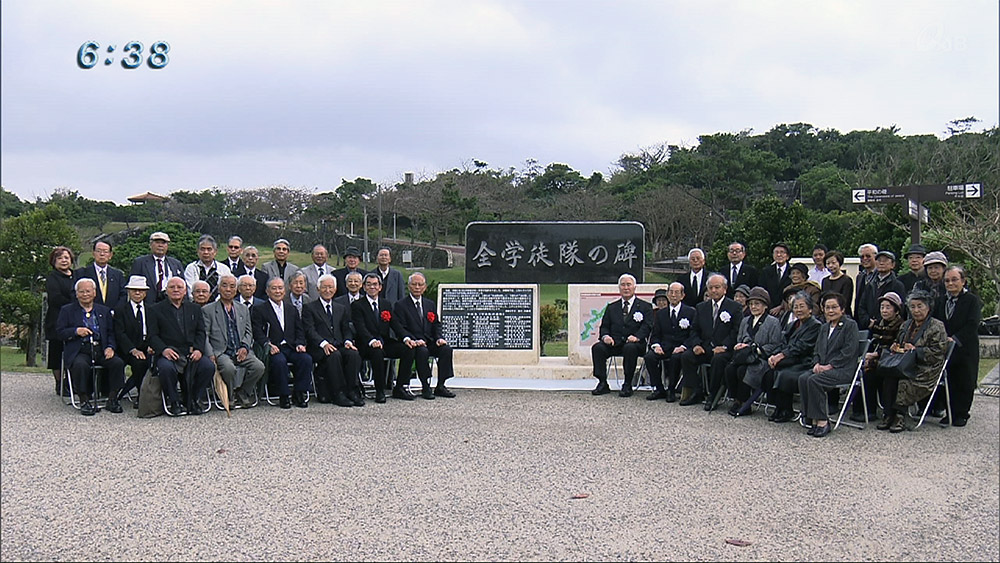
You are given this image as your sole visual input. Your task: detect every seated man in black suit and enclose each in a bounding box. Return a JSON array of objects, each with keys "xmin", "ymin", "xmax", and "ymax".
[
  {"xmin": 252, "ymin": 277, "xmax": 314, "ymax": 409},
  {"xmin": 56, "ymin": 278, "xmax": 127, "ymax": 415},
  {"xmin": 148, "ymin": 277, "xmax": 215, "ymax": 416},
  {"xmin": 678, "ymin": 274, "xmax": 744, "ymax": 408},
  {"xmin": 302, "ymin": 274, "xmax": 364, "ymax": 407},
  {"xmin": 643, "ymin": 282, "xmax": 698, "ymax": 402},
  {"xmin": 352, "ymin": 273, "xmax": 417, "ymax": 402},
  {"xmin": 113, "ymin": 275, "xmax": 155, "ymax": 406},
  {"xmin": 393, "ymin": 272, "xmax": 456, "ymax": 399},
  {"xmin": 236, "ymin": 274, "xmax": 265, "ymax": 311},
  {"xmin": 591, "ymin": 273, "xmax": 654, "ymax": 397}
]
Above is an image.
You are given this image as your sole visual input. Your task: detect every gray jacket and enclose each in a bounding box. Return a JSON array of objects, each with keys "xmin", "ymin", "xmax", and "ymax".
[{"xmin": 736, "ymin": 313, "xmax": 783, "ymax": 389}]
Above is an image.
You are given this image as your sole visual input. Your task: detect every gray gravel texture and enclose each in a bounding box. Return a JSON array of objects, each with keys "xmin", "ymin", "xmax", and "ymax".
[{"xmin": 2, "ymin": 372, "xmax": 998, "ymax": 562}]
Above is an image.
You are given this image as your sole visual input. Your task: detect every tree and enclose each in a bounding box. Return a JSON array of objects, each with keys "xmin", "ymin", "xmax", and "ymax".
[
  {"xmin": 798, "ymin": 163, "xmax": 856, "ymax": 212},
  {"xmin": 708, "ymin": 196, "xmax": 816, "ymax": 270},
  {"xmin": 627, "ymin": 186, "xmax": 715, "ymax": 259},
  {"xmin": 539, "ymin": 304, "xmax": 563, "ymax": 356},
  {"xmin": 0, "ymin": 187, "xmax": 27, "ymax": 218},
  {"xmin": 109, "ymin": 222, "xmax": 201, "ymax": 272},
  {"xmin": 0, "ymin": 204, "xmax": 80, "ymax": 365}
]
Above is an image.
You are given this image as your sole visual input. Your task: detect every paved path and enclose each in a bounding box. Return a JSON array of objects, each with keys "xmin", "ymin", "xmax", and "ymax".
[{"xmin": 2, "ymin": 372, "xmax": 998, "ymax": 561}]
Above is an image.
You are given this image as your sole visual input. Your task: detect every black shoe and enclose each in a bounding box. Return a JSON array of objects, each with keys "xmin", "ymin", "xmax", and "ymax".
[
  {"xmin": 420, "ymin": 387, "xmax": 436, "ymax": 400},
  {"xmin": 168, "ymin": 401, "xmax": 187, "ymax": 416},
  {"xmin": 704, "ymin": 396, "xmax": 719, "ymax": 411},
  {"xmin": 188, "ymin": 402, "xmax": 203, "ymax": 415},
  {"xmin": 618, "ymin": 386, "xmax": 633, "ymax": 398},
  {"xmin": 952, "ymin": 417, "xmax": 968, "ymax": 427},
  {"xmin": 728, "ymin": 402, "xmax": 742, "ymax": 417},
  {"xmin": 679, "ymin": 393, "xmax": 704, "ymax": 406},
  {"xmin": 348, "ymin": 392, "xmax": 365, "ymax": 406},
  {"xmin": 434, "ymin": 385, "xmax": 456, "ymax": 398},
  {"xmin": 333, "ymin": 392, "xmax": 354, "ymax": 407},
  {"xmin": 647, "ymin": 390, "xmax": 666, "ymax": 401},
  {"xmin": 106, "ymin": 399, "xmax": 123, "ymax": 414},
  {"xmin": 80, "ymin": 401, "xmax": 97, "ymax": 416},
  {"xmin": 812, "ymin": 424, "xmax": 832, "ymax": 438},
  {"xmin": 375, "ymin": 390, "xmax": 386, "ymax": 404},
  {"xmin": 876, "ymin": 417, "xmax": 893, "ymax": 431},
  {"xmin": 929, "ymin": 408, "xmax": 946, "ymax": 418},
  {"xmin": 665, "ymin": 390, "xmax": 677, "ymax": 403},
  {"xmin": 279, "ymin": 395, "xmax": 292, "ymax": 409},
  {"xmin": 772, "ymin": 410, "xmax": 794, "ymax": 424},
  {"xmin": 391, "ymin": 386, "xmax": 415, "ymax": 401},
  {"xmin": 591, "ymin": 381, "xmax": 611, "ymax": 395},
  {"xmin": 316, "ymin": 394, "xmax": 331, "ymax": 404},
  {"xmin": 293, "ymin": 393, "xmax": 308, "ymax": 408}
]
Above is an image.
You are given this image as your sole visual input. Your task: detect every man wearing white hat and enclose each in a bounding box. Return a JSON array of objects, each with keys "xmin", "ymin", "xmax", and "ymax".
[
  {"xmin": 130, "ymin": 231, "xmax": 184, "ymax": 304},
  {"xmin": 114, "ymin": 275, "xmax": 155, "ymax": 405}
]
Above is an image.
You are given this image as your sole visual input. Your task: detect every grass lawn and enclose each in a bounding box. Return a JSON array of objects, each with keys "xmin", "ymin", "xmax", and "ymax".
[{"xmin": 1, "ymin": 346, "xmax": 50, "ymax": 374}]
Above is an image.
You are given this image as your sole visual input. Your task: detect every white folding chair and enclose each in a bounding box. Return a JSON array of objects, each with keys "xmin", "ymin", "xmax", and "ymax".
[
  {"xmin": 911, "ymin": 341, "xmax": 956, "ymax": 429},
  {"xmin": 831, "ymin": 331, "xmax": 871, "ymax": 430}
]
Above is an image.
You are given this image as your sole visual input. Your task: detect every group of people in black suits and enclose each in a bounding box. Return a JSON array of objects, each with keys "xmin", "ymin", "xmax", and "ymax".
[
  {"xmin": 590, "ymin": 240, "xmax": 985, "ymax": 434},
  {"xmin": 47, "ymin": 231, "xmax": 456, "ymax": 417}
]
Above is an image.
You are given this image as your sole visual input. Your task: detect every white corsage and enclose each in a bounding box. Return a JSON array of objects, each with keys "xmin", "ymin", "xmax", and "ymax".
[
  {"xmin": 678, "ymin": 318, "xmax": 690, "ymax": 329},
  {"xmin": 719, "ymin": 311, "xmax": 732, "ymax": 323},
  {"xmin": 632, "ymin": 311, "xmax": 644, "ymax": 322}
]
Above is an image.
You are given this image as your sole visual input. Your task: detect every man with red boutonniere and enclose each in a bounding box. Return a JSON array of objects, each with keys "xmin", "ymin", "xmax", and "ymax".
[
  {"xmin": 352, "ymin": 273, "xmax": 416, "ymax": 403},
  {"xmin": 393, "ymin": 272, "xmax": 456, "ymax": 400}
]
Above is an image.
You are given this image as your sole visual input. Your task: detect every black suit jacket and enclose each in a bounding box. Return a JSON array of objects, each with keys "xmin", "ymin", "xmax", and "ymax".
[
  {"xmin": 649, "ymin": 304, "xmax": 698, "ymax": 351},
  {"xmin": 939, "ymin": 290, "xmax": 982, "ymax": 361},
  {"xmin": 75, "ymin": 264, "xmax": 126, "ymax": 309},
  {"xmin": 352, "ymin": 296, "xmax": 404, "ymax": 348},
  {"xmin": 760, "ymin": 263, "xmax": 792, "ymax": 308},
  {"xmin": 226, "ymin": 258, "xmax": 246, "ymax": 277},
  {"xmin": 252, "ymin": 299, "xmax": 306, "ymax": 349},
  {"xmin": 148, "ymin": 299, "xmax": 207, "ymax": 356},
  {"xmin": 238, "ymin": 268, "xmax": 270, "ymax": 300},
  {"xmin": 301, "ymin": 299, "xmax": 354, "ymax": 361},
  {"xmin": 56, "ymin": 302, "xmax": 117, "ymax": 367},
  {"xmin": 130, "ymin": 254, "xmax": 184, "ymax": 304},
  {"xmin": 394, "ymin": 295, "xmax": 442, "ymax": 343},
  {"xmin": 724, "ymin": 262, "xmax": 759, "ymax": 298},
  {"xmin": 676, "ymin": 270, "xmax": 709, "ymax": 307},
  {"xmin": 774, "ymin": 315, "xmax": 821, "ymax": 369},
  {"xmin": 113, "ymin": 300, "xmax": 149, "ymax": 355},
  {"xmin": 598, "ymin": 297, "xmax": 654, "ymax": 346},
  {"xmin": 692, "ymin": 297, "xmax": 744, "ymax": 350}
]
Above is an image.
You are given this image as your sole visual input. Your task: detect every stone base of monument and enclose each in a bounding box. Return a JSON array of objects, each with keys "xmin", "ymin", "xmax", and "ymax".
[{"xmin": 453, "ymin": 356, "xmax": 592, "ymax": 380}]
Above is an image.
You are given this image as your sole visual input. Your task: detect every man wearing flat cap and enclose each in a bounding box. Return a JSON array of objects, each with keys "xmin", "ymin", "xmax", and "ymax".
[
  {"xmin": 856, "ymin": 250, "xmax": 905, "ymax": 330},
  {"xmin": 333, "ymin": 246, "xmax": 368, "ymax": 298},
  {"xmin": 898, "ymin": 244, "xmax": 927, "ymax": 294},
  {"xmin": 130, "ymin": 231, "xmax": 184, "ymax": 305}
]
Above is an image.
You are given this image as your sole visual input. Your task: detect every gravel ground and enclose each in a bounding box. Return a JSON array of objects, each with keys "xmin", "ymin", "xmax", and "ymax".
[{"xmin": 2, "ymin": 372, "xmax": 998, "ymax": 562}]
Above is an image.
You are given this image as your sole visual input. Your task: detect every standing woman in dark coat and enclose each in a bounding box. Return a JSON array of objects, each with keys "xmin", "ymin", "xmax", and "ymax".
[
  {"xmin": 44, "ymin": 246, "xmax": 76, "ymax": 393},
  {"xmin": 939, "ymin": 266, "xmax": 983, "ymax": 427}
]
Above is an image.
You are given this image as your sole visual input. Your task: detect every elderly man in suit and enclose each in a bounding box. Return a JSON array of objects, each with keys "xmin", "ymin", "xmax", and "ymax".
[
  {"xmin": 113, "ymin": 275, "xmax": 155, "ymax": 406},
  {"xmin": 148, "ymin": 277, "xmax": 215, "ymax": 416},
  {"xmin": 352, "ymin": 273, "xmax": 417, "ymax": 402},
  {"xmin": 285, "ymin": 271, "xmax": 312, "ymax": 317},
  {"xmin": 374, "ymin": 247, "xmax": 406, "ymax": 304},
  {"xmin": 224, "ymin": 236, "xmax": 246, "ymax": 275},
  {"xmin": 75, "ymin": 240, "xmax": 126, "ymax": 309},
  {"xmin": 643, "ymin": 282, "xmax": 698, "ymax": 402},
  {"xmin": 236, "ymin": 275, "xmax": 266, "ymax": 312},
  {"xmin": 759, "ymin": 242, "xmax": 793, "ymax": 309},
  {"xmin": 678, "ymin": 274, "xmax": 744, "ymax": 407},
  {"xmin": 302, "ymin": 274, "xmax": 364, "ymax": 407},
  {"xmin": 57, "ymin": 278, "xmax": 127, "ymax": 415},
  {"xmin": 184, "ymin": 234, "xmax": 232, "ymax": 301},
  {"xmin": 334, "ymin": 271, "xmax": 365, "ymax": 307},
  {"xmin": 677, "ymin": 248, "xmax": 709, "ymax": 307},
  {"xmin": 203, "ymin": 274, "xmax": 265, "ymax": 409},
  {"xmin": 333, "ymin": 246, "xmax": 367, "ymax": 298},
  {"xmin": 591, "ymin": 273, "xmax": 654, "ymax": 397},
  {"xmin": 854, "ymin": 243, "xmax": 879, "ymax": 318},
  {"xmin": 261, "ymin": 238, "xmax": 300, "ymax": 287},
  {"xmin": 393, "ymin": 272, "xmax": 456, "ymax": 399},
  {"xmin": 724, "ymin": 241, "xmax": 758, "ymax": 298},
  {"xmin": 302, "ymin": 244, "xmax": 332, "ymax": 302},
  {"xmin": 240, "ymin": 246, "xmax": 270, "ymax": 300},
  {"xmin": 252, "ymin": 277, "xmax": 313, "ymax": 409},
  {"xmin": 797, "ymin": 292, "xmax": 860, "ymax": 437},
  {"xmin": 130, "ymin": 231, "xmax": 184, "ymax": 304}
]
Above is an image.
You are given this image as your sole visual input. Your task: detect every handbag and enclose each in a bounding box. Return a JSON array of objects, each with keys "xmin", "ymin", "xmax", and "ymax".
[
  {"xmin": 732, "ymin": 343, "xmax": 759, "ymax": 366},
  {"xmin": 878, "ymin": 348, "xmax": 917, "ymax": 379}
]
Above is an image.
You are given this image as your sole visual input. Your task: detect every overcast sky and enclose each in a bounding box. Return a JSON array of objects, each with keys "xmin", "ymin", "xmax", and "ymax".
[{"xmin": 2, "ymin": 0, "xmax": 997, "ymax": 204}]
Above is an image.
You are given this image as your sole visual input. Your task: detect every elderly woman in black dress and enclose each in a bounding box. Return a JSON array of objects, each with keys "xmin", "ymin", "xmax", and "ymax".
[
  {"xmin": 877, "ymin": 290, "xmax": 949, "ymax": 432},
  {"xmin": 44, "ymin": 246, "xmax": 76, "ymax": 394}
]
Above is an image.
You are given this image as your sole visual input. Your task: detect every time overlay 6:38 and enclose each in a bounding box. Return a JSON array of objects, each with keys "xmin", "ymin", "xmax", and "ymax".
[{"xmin": 77, "ymin": 41, "xmax": 170, "ymax": 69}]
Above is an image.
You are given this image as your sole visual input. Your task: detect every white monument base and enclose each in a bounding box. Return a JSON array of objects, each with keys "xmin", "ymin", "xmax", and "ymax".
[{"xmin": 453, "ymin": 356, "xmax": 592, "ymax": 380}]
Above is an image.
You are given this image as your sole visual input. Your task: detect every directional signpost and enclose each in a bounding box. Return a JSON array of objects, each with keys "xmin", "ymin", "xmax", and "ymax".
[{"xmin": 853, "ymin": 183, "xmax": 984, "ymax": 244}]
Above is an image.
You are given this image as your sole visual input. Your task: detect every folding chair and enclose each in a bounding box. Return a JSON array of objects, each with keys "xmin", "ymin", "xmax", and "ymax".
[
  {"xmin": 911, "ymin": 341, "xmax": 956, "ymax": 429},
  {"xmin": 60, "ymin": 356, "xmax": 106, "ymax": 411},
  {"xmin": 262, "ymin": 361, "xmax": 315, "ymax": 406},
  {"xmin": 831, "ymin": 331, "xmax": 872, "ymax": 430},
  {"xmin": 212, "ymin": 366, "xmax": 259, "ymax": 410}
]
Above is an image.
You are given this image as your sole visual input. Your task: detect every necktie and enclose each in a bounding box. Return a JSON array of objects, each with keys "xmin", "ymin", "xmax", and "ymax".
[
  {"xmin": 136, "ymin": 303, "xmax": 145, "ymax": 338},
  {"xmin": 691, "ymin": 273, "xmax": 698, "ymax": 290},
  {"xmin": 326, "ymin": 303, "xmax": 334, "ymax": 325},
  {"xmin": 670, "ymin": 308, "xmax": 677, "ymax": 325},
  {"xmin": 372, "ymin": 300, "xmax": 379, "ymax": 314},
  {"xmin": 622, "ymin": 300, "xmax": 630, "ymax": 319},
  {"xmin": 946, "ymin": 296, "xmax": 956, "ymax": 319},
  {"xmin": 713, "ymin": 301, "xmax": 719, "ymax": 327},
  {"xmin": 732, "ymin": 265, "xmax": 738, "ymax": 284},
  {"xmin": 294, "ymin": 299, "xmax": 302, "ymax": 316},
  {"xmin": 99, "ymin": 269, "xmax": 107, "ymax": 301},
  {"xmin": 244, "ymin": 300, "xmax": 253, "ymax": 310},
  {"xmin": 200, "ymin": 265, "xmax": 208, "ymax": 280},
  {"xmin": 156, "ymin": 258, "xmax": 164, "ymax": 290},
  {"xmin": 318, "ymin": 265, "xmax": 324, "ymax": 277},
  {"xmin": 416, "ymin": 299, "xmax": 423, "ymax": 320}
]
